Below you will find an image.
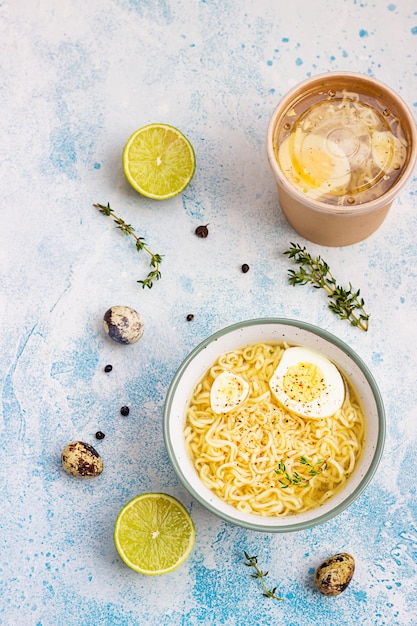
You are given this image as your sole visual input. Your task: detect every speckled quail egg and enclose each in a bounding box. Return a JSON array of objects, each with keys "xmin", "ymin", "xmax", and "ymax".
[
  {"xmin": 314, "ymin": 553, "xmax": 355, "ymax": 596},
  {"xmin": 103, "ymin": 305, "xmax": 144, "ymax": 344},
  {"xmin": 61, "ymin": 441, "xmax": 104, "ymax": 478}
]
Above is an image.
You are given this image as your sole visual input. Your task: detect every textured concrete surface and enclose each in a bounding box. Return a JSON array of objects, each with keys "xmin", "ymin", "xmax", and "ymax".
[{"xmin": 1, "ymin": 1, "xmax": 416, "ymax": 625}]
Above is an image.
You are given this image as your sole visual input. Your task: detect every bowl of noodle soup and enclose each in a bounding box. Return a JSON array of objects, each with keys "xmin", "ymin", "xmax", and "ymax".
[
  {"xmin": 163, "ymin": 318, "xmax": 385, "ymax": 532},
  {"xmin": 267, "ymin": 72, "xmax": 417, "ymax": 247}
]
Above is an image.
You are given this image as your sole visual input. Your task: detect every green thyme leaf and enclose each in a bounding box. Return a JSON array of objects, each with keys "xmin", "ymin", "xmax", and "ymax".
[
  {"xmin": 94, "ymin": 202, "xmax": 163, "ymax": 289},
  {"xmin": 243, "ymin": 552, "xmax": 283, "ymax": 601},
  {"xmin": 275, "ymin": 457, "xmax": 327, "ymax": 488},
  {"xmin": 284, "ymin": 242, "xmax": 369, "ymax": 331}
]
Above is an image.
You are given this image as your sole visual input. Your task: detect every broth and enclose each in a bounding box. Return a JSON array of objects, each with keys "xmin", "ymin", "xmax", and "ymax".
[
  {"xmin": 184, "ymin": 342, "xmax": 365, "ymax": 518},
  {"xmin": 273, "ymin": 82, "xmax": 410, "ymax": 206}
]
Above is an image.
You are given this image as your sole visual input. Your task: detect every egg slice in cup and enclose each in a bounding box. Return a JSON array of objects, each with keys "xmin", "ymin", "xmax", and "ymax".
[
  {"xmin": 269, "ymin": 346, "xmax": 345, "ymax": 419},
  {"xmin": 370, "ymin": 130, "xmax": 407, "ymax": 172},
  {"xmin": 279, "ymin": 128, "xmax": 351, "ymax": 199}
]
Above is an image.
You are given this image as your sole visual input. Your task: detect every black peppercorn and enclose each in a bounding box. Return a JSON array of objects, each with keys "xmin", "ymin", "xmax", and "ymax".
[
  {"xmin": 104, "ymin": 364, "xmax": 113, "ymax": 373},
  {"xmin": 186, "ymin": 314, "xmax": 194, "ymax": 321},
  {"xmin": 120, "ymin": 406, "xmax": 130, "ymax": 417},
  {"xmin": 95, "ymin": 431, "xmax": 105, "ymax": 440},
  {"xmin": 241, "ymin": 264, "xmax": 250, "ymax": 273},
  {"xmin": 195, "ymin": 224, "xmax": 209, "ymax": 238}
]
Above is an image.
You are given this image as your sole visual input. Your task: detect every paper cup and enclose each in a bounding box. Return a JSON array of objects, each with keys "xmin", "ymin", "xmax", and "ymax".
[{"xmin": 267, "ymin": 72, "xmax": 417, "ymax": 246}]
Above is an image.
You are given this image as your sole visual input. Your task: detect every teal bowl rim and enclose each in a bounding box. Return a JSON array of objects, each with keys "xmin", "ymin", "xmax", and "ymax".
[{"xmin": 163, "ymin": 317, "xmax": 386, "ymax": 533}]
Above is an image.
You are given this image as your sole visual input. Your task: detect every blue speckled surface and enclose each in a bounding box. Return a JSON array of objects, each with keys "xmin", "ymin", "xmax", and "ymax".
[{"xmin": 1, "ymin": 1, "xmax": 416, "ymax": 625}]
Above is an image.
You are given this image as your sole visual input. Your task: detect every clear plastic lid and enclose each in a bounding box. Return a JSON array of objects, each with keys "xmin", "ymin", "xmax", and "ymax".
[{"xmin": 275, "ymin": 85, "xmax": 409, "ymax": 206}]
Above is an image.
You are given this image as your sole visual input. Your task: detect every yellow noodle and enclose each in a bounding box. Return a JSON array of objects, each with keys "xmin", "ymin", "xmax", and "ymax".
[{"xmin": 185, "ymin": 342, "xmax": 365, "ymax": 517}]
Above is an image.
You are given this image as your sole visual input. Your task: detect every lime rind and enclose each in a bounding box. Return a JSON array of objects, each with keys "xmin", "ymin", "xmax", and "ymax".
[
  {"xmin": 114, "ymin": 492, "xmax": 195, "ymax": 576},
  {"xmin": 123, "ymin": 124, "xmax": 196, "ymax": 200}
]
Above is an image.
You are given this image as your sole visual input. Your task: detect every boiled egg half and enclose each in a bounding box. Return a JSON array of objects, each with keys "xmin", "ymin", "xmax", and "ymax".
[
  {"xmin": 371, "ymin": 130, "xmax": 407, "ymax": 173},
  {"xmin": 269, "ymin": 346, "xmax": 345, "ymax": 419},
  {"xmin": 210, "ymin": 371, "xmax": 249, "ymax": 414},
  {"xmin": 278, "ymin": 128, "xmax": 351, "ymax": 199}
]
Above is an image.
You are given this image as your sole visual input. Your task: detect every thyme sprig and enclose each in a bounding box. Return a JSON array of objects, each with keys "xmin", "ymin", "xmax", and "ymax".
[
  {"xmin": 243, "ymin": 552, "xmax": 283, "ymax": 601},
  {"xmin": 93, "ymin": 202, "xmax": 163, "ymax": 289},
  {"xmin": 284, "ymin": 242, "xmax": 369, "ymax": 331},
  {"xmin": 275, "ymin": 456, "xmax": 327, "ymax": 489}
]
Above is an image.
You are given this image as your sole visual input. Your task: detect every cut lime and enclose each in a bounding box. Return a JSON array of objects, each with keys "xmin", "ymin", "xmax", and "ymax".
[
  {"xmin": 122, "ymin": 123, "xmax": 196, "ymax": 200},
  {"xmin": 114, "ymin": 493, "xmax": 195, "ymax": 576}
]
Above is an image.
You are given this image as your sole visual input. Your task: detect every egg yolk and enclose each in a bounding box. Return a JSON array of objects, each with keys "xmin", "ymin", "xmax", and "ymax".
[
  {"xmin": 283, "ymin": 362, "xmax": 326, "ymax": 403},
  {"xmin": 292, "ymin": 146, "xmax": 336, "ymax": 188}
]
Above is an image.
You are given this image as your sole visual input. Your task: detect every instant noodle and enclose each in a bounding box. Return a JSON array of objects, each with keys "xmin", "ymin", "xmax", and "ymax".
[{"xmin": 184, "ymin": 342, "xmax": 365, "ymax": 518}]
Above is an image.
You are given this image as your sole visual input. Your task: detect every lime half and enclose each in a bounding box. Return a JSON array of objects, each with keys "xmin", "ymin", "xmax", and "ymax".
[
  {"xmin": 114, "ymin": 493, "xmax": 195, "ymax": 576},
  {"xmin": 122, "ymin": 123, "xmax": 196, "ymax": 200}
]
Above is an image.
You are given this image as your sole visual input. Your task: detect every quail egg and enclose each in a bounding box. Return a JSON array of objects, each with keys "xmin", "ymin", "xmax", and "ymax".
[
  {"xmin": 103, "ymin": 305, "xmax": 144, "ymax": 344},
  {"xmin": 61, "ymin": 441, "xmax": 104, "ymax": 478},
  {"xmin": 314, "ymin": 553, "xmax": 355, "ymax": 596}
]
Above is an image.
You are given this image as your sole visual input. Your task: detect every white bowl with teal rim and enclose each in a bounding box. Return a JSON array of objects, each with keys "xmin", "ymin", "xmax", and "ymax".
[{"xmin": 163, "ymin": 318, "xmax": 385, "ymax": 532}]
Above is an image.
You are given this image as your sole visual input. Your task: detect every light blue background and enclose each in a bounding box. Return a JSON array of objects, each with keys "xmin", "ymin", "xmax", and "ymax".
[{"xmin": 1, "ymin": 1, "xmax": 416, "ymax": 625}]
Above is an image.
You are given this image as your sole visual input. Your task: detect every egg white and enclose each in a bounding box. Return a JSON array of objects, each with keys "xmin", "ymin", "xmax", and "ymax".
[
  {"xmin": 210, "ymin": 370, "xmax": 249, "ymax": 414},
  {"xmin": 269, "ymin": 346, "xmax": 345, "ymax": 419},
  {"xmin": 278, "ymin": 129, "xmax": 351, "ymax": 199},
  {"xmin": 371, "ymin": 130, "xmax": 406, "ymax": 172}
]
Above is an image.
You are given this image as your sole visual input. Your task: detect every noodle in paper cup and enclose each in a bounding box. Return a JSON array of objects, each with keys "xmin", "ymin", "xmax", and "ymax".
[{"xmin": 267, "ymin": 73, "xmax": 417, "ymax": 247}]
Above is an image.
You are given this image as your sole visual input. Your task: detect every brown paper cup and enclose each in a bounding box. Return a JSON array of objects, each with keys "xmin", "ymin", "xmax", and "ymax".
[{"xmin": 267, "ymin": 72, "xmax": 417, "ymax": 246}]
